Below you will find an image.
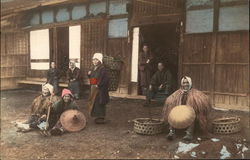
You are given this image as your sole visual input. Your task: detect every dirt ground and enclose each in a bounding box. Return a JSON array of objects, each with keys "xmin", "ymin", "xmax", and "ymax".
[{"xmin": 1, "ymin": 89, "xmax": 250, "ymax": 159}]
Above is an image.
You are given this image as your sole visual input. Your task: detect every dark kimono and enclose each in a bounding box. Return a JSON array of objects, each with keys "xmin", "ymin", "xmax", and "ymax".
[
  {"xmin": 49, "ymin": 99, "xmax": 79, "ymax": 129},
  {"xmin": 138, "ymin": 51, "xmax": 155, "ymax": 95},
  {"xmin": 88, "ymin": 64, "xmax": 109, "ymax": 118},
  {"xmin": 47, "ymin": 68, "xmax": 60, "ymax": 94},
  {"xmin": 67, "ymin": 67, "xmax": 81, "ymax": 98},
  {"xmin": 146, "ymin": 69, "xmax": 173, "ymax": 101}
]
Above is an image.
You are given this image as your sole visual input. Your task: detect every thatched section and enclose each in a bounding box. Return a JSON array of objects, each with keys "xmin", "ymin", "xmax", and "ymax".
[{"xmin": 162, "ymin": 88, "xmax": 211, "ymax": 132}]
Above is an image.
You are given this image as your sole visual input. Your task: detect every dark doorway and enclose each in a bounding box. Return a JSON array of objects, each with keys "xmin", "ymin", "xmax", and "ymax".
[
  {"xmin": 138, "ymin": 23, "xmax": 179, "ymax": 94},
  {"xmin": 50, "ymin": 27, "xmax": 69, "ymax": 81}
]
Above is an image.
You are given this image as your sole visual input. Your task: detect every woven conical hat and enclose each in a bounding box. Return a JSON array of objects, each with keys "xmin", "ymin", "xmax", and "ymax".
[
  {"xmin": 60, "ymin": 110, "xmax": 86, "ymax": 132},
  {"xmin": 168, "ymin": 105, "xmax": 196, "ymax": 129}
]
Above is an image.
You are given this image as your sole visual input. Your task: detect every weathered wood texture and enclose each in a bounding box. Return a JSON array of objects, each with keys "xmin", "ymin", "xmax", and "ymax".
[
  {"xmin": 81, "ymin": 19, "xmax": 106, "ymax": 80},
  {"xmin": 133, "ymin": 0, "xmax": 181, "ymax": 16},
  {"xmin": 107, "ymin": 38, "xmax": 130, "ymax": 94},
  {"xmin": 1, "ymin": 32, "xmax": 29, "ymax": 90},
  {"xmin": 214, "ymin": 32, "xmax": 249, "ymax": 110},
  {"xmin": 131, "ymin": 0, "xmax": 183, "ymax": 26},
  {"xmin": 181, "ymin": 32, "xmax": 249, "ymax": 111}
]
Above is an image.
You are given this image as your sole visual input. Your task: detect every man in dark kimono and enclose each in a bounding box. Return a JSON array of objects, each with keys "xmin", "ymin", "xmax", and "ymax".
[
  {"xmin": 88, "ymin": 53, "xmax": 109, "ymax": 124},
  {"xmin": 138, "ymin": 44, "xmax": 155, "ymax": 95},
  {"xmin": 67, "ymin": 61, "xmax": 81, "ymax": 99},
  {"xmin": 47, "ymin": 89, "xmax": 79, "ymax": 136},
  {"xmin": 47, "ymin": 62, "xmax": 60, "ymax": 95},
  {"xmin": 144, "ymin": 62, "xmax": 173, "ymax": 106}
]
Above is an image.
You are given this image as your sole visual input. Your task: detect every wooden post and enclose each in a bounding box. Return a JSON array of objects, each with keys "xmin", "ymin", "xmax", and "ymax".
[
  {"xmin": 210, "ymin": 0, "xmax": 220, "ymax": 106},
  {"xmin": 178, "ymin": 0, "xmax": 185, "ymax": 88}
]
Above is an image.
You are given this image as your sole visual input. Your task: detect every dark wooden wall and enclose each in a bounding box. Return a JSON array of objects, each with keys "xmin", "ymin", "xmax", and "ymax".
[
  {"xmin": 181, "ymin": 31, "xmax": 249, "ymax": 111},
  {"xmin": 1, "ymin": 32, "xmax": 29, "ymax": 90},
  {"xmin": 131, "ymin": 0, "xmax": 183, "ymax": 26},
  {"xmin": 107, "ymin": 38, "xmax": 130, "ymax": 94},
  {"xmin": 81, "ymin": 19, "xmax": 106, "ymax": 82}
]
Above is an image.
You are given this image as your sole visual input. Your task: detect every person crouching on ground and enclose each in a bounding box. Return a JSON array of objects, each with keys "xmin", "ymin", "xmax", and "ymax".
[
  {"xmin": 162, "ymin": 76, "xmax": 211, "ymax": 141},
  {"xmin": 22, "ymin": 83, "xmax": 60, "ymax": 130},
  {"xmin": 47, "ymin": 89, "xmax": 79, "ymax": 136},
  {"xmin": 67, "ymin": 61, "xmax": 81, "ymax": 99},
  {"xmin": 87, "ymin": 53, "xmax": 110, "ymax": 124},
  {"xmin": 144, "ymin": 62, "xmax": 173, "ymax": 107}
]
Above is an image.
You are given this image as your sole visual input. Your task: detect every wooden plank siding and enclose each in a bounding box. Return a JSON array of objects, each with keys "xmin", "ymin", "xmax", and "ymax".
[
  {"xmin": 107, "ymin": 38, "xmax": 130, "ymax": 94},
  {"xmin": 214, "ymin": 31, "xmax": 249, "ymax": 111},
  {"xmin": 1, "ymin": 32, "xmax": 29, "ymax": 90},
  {"xmin": 181, "ymin": 33, "xmax": 212, "ymax": 93},
  {"xmin": 81, "ymin": 18, "xmax": 107, "ymax": 81},
  {"xmin": 131, "ymin": 0, "xmax": 183, "ymax": 26},
  {"xmin": 181, "ymin": 31, "xmax": 249, "ymax": 111}
]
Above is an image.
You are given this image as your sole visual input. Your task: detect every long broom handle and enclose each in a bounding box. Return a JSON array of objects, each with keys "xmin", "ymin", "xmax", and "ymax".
[{"xmin": 45, "ymin": 95, "xmax": 53, "ymax": 129}]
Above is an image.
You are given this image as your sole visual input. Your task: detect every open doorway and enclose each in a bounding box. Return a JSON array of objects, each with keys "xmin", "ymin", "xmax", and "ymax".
[
  {"xmin": 50, "ymin": 27, "xmax": 69, "ymax": 81},
  {"xmin": 138, "ymin": 23, "xmax": 179, "ymax": 95}
]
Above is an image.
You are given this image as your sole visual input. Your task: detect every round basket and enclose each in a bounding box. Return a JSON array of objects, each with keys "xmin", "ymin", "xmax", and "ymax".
[
  {"xmin": 212, "ymin": 117, "xmax": 241, "ymax": 134},
  {"xmin": 133, "ymin": 118, "xmax": 164, "ymax": 135}
]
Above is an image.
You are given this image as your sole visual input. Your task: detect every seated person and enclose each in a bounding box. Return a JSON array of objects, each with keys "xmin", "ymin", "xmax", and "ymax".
[
  {"xmin": 162, "ymin": 76, "xmax": 211, "ymax": 141},
  {"xmin": 46, "ymin": 89, "xmax": 79, "ymax": 136},
  {"xmin": 144, "ymin": 62, "xmax": 173, "ymax": 106},
  {"xmin": 18, "ymin": 84, "xmax": 60, "ymax": 131},
  {"xmin": 67, "ymin": 61, "xmax": 81, "ymax": 99}
]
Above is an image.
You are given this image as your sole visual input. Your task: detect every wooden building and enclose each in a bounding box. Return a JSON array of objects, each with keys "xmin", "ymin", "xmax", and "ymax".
[{"xmin": 1, "ymin": 0, "xmax": 249, "ymax": 111}]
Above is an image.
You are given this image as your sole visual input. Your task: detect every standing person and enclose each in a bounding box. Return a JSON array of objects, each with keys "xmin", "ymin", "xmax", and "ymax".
[
  {"xmin": 67, "ymin": 61, "xmax": 81, "ymax": 99},
  {"xmin": 138, "ymin": 44, "xmax": 155, "ymax": 95},
  {"xmin": 144, "ymin": 62, "xmax": 173, "ymax": 106},
  {"xmin": 162, "ymin": 76, "xmax": 211, "ymax": 141},
  {"xmin": 47, "ymin": 62, "xmax": 60, "ymax": 95},
  {"xmin": 87, "ymin": 53, "xmax": 110, "ymax": 124}
]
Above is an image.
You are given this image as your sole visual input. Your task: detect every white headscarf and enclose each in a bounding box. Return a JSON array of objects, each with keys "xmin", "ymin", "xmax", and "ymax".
[
  {"xmin": 69, "ymin": 61, "xmax": 76, "ymax": 69},
  {"xmin": 92, "ymin": 53, "xmax": 103, "ymax": 64},
  {"xmin": 181, "ymin": 76, "xmax": 192, "ymax": 90},
  {"xmin": 42, "ymin": 83, "xmax": 54, "ymax": 95}
]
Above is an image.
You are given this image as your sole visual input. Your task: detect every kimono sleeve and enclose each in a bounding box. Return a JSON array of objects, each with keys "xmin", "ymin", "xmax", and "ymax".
[{"xmin": 97, "ymin": 67, "xmax": 109, "ymax": 88}]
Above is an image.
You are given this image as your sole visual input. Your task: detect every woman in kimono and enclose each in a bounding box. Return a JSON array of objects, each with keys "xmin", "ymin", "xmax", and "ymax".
[
  {"xmin": 46, "ymin": 89, "xmax": 79, "ymax": 136},
  {"xmin": 87, "ymin": 53, "xmax": 110, "ymax": 124}
]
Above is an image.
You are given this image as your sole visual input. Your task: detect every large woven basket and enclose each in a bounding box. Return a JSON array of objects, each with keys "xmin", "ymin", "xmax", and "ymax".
[
  {"xmin": 133, "ymin": 118, "xmax": 164, "ymax": 135},
  {"xmin": 103, "ymin": 55, "xmax": 123, "ymax": 91},
  {"xmin": 212, "ymin": 117, "xmax": 241, "ymax": 134}
]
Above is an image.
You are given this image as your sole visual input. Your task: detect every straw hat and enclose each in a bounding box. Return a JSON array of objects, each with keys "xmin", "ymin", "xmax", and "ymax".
[
  {"xmin": 60, "ymin": 110, "xmax": 86, "ymax": 132},
  {"xmin": 168, "ymin": 105, "xmax": 196, "ymax": 129}
]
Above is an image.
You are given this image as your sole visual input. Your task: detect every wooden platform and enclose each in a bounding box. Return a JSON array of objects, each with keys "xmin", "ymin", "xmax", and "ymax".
[{"xmin": 17, "ymin": 78, "xmax": 68, "ymax": 87}]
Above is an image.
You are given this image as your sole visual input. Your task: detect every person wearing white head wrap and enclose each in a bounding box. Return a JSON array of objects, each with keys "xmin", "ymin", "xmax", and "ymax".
[
  {"xmin": 42, "ymin": 83, "xmax": 54, "ymax": 95},
  {"xmin": 162, "ymin": 76, "xmax": 211, "ymax": 141},
  {"xmin": 181, "ymin": 76, "xmax": 192, "ymax": 91},
  {"xmin": 19, "ymin": 83, "xmax": 60, "ymax": 132},
  {"xmin": 67, "ymin": 60, "xmax": 81, "ymax": 99},
  {"xmin": 92, "ymin": 53, "xmax": 103, "ymax": 64},
  {"xmin": 87, "ymin": 52, "xmax": 109, "ymax": 124}
]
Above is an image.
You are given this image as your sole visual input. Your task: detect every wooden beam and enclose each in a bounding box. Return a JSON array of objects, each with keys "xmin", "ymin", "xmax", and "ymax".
[
  {"xmin": 213, "ymin": 0, "xmax": 220, "ymax": 32},
  {"xmin": 187, "ymin": 5, "xmax": 213, "ymax": 11},
  {"xmin": 220, "ymin": 0, "xmax": 248, "ymax": 7},
  {"xmin": 210, "ymin": 33, "xmax": 217, "ymax": 107},
  {"xmin": 214, "ymin": 92, "xmax": 248, "ymax": 97}
]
